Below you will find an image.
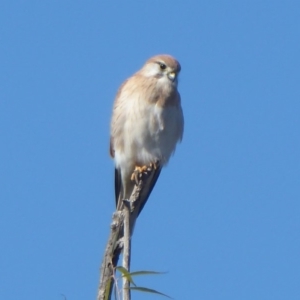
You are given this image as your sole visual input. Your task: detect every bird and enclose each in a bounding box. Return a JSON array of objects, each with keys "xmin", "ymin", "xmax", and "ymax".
[{"xmin": 110, "ymin": 54, "xmax": 184, "ymax": 229}]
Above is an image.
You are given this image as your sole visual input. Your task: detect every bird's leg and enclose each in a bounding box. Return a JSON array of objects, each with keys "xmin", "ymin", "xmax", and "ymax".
[
  {"xmin": 130, "ymin": 161, "xmax": 159, "ymax": 184},
  {"xmin": 130, "ymin": 165, "xmax": 148, "ymax": 184}
]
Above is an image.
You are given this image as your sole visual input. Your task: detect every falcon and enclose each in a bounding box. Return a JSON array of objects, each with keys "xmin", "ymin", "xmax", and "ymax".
[{"xmin": 110, "ymin": 54, "xmax": 184, "ymax": 227}]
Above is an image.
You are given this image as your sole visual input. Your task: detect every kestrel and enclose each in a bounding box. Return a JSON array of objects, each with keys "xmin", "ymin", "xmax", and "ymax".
[{"xmin": 110, "ymin": 54, "xmax": 184, "ymax": 227}]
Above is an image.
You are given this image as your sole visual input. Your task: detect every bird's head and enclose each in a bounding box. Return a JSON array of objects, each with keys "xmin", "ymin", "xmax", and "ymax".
[{"xmin": 140, "ymin": 54, "xmax": 181, "ymax": 86}]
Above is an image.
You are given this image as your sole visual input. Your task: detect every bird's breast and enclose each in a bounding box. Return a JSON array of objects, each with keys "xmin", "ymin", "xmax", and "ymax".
[
  {"xmin": 113, "ymin": 79, "xmax": 183, "ymax": 171},
  {"xmin": 121, "ymin": 102, "xmax": 181, "ymax": 166}
]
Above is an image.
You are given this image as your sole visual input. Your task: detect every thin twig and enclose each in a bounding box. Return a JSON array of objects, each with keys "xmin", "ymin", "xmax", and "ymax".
[
  {"xmin": 122, "ymin": 200, "xmax": 131, "ymax": 300},
  {"xmin": 97, "ymin": 211, "xmax": 124, "ymax": 300},
  {"xmin": 97, "ymin": 178, "xmax": 146, "ymax": 300}
]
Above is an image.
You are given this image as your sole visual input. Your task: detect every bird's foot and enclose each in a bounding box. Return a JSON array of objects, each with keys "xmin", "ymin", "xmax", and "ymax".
[
  {"xmin": 131, "ymin": 165, "xmax": 149, "ymax": 184},
  {"xmin": 130, "ymin": 162, "xmax": 159, "ymax": 184}
]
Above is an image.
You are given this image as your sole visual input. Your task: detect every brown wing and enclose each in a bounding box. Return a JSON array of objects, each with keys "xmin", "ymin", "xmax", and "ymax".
[{"xmin": 114, "ymin": 167, "xmax": 121, "ymax": 207}]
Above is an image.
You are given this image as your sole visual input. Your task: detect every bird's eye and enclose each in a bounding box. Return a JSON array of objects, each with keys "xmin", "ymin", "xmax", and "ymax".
[{"xmin": 159, "ymin": 63, "xmax": 167, "ymax": 70}]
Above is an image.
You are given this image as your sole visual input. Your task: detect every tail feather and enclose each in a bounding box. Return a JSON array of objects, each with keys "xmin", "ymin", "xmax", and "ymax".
[
  {"xmin": 136, "ymin": 167, "xmax": 162, "ymax": 217},
  {"xmin": 114, "ymin": 166, "xmax": 162, "ymax": 233}
]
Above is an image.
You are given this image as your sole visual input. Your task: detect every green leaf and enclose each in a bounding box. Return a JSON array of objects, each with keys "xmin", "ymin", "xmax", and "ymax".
[
  {"xmin": 129, "ymin": 270, "xmax": 167, "ymax": 277},
  {"xmin": 129, "ymin": 286, "xmax": 173, "ymax": 299},
  {"xmin": 104, "ymin": 279, "xmax": 111, "ymax": 300},
  {"xmin": 115, "ymin": 266, "xmax": 136, "ymax": 286}
]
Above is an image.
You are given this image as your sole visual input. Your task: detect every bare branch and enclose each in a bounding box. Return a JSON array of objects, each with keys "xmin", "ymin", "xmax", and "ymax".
[
  {"xmin": 97, "ymin": 210, "xmax": 124, "ymax": 300},
  {"xmin": 97, "ymin": 177, "xmax": 147, "ymax": 300},
  {"xmin": 122, "ymin": 200, "xmax": 131, "ymax": 300}
]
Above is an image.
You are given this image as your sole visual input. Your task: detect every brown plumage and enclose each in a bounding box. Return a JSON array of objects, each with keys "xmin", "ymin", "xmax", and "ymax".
[{"xmin": 110, "ymin": 54, "xmax": 184, "ymax": 222}]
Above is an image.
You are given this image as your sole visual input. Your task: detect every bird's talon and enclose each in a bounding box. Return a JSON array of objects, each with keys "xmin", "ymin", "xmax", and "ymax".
[
  {"xmin": 131, "ymin": 164, "xmax": 155, "ymax": 183},
  {"xmin": 130, "ymin": 172, "xmax": 135, "ymax": 181},
  {"xmin": 131, "ymin": 170, "xmax": 139, "ymax": 184}
]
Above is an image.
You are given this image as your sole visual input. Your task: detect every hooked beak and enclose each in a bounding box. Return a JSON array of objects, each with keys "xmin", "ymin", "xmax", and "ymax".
[{"xmin": 168, "ymin": 71, "xmax": 177, "ymax": 82}]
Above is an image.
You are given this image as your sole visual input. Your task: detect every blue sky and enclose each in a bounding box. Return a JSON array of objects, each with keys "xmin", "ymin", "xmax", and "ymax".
[{"xmin": 1, "ymin": 1, "xmax": 300, "ymax": 299}]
